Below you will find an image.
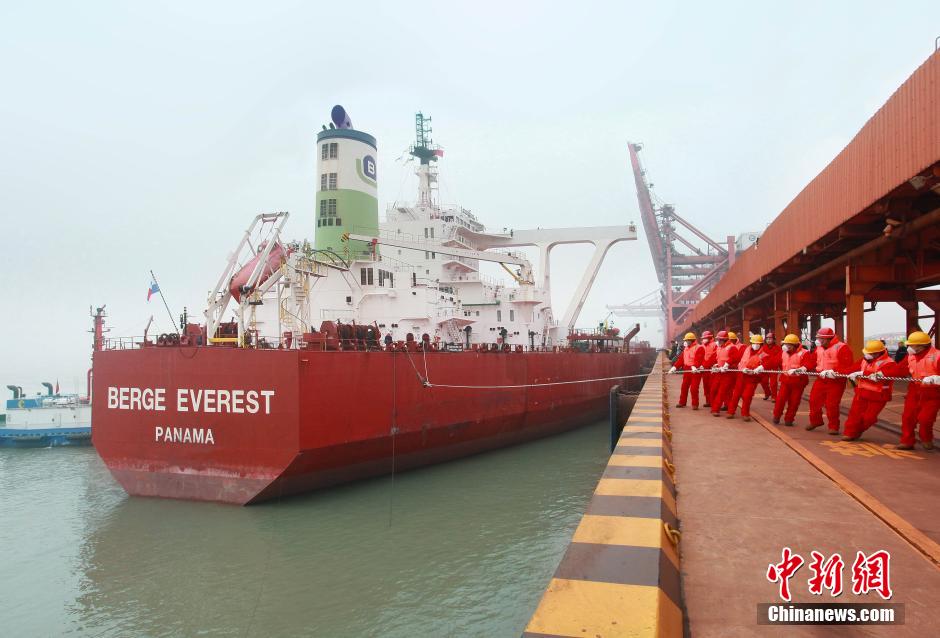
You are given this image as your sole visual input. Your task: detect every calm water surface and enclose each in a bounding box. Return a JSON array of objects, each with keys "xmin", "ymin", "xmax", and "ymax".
[{"xmin": 0, "ymin": 421, "xmax": 610, "ymax": 637}]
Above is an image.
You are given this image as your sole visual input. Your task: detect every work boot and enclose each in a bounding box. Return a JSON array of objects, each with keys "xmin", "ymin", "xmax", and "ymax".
[
  {"xmin": 763, "ymin": 396, "xmax": 771, "ymax": 401},
  {"xmin": 704, "ymin": 402, "xmax": 711, "ymax": 408},
  {"xmin": 743, "ymin": 416, "xmax": 752, "ymax": 422},
  {"xmin": 712, "ymin": 412, "xmax": 720, "ymax": 418},
  {"xmin": 692, "ymin": 406, "xmax": 699, "ymax": 411},
  {"xmin": 923, "ymin": 441, "xmax": 935, "ymax": 450},
  {"xmin": 805, "ymin": 423, "xmax": 821, "ymax": 431},
  {"xmin": 772, "ymin": 417, "xmax": 780, "ymax": 424},
  {"xmin": 827, "ymin": 430, "xmax": 840, "ymax": 436},
  {"xmin": 726, "ymin": 414, "xmax": 735, "ymax": 419},
  {"xmin": 894, "ymin": 444, "xmax": 914, "ymax": 450},
  {"xmin": 675, "ymin": 403, "xmax": 685, "ymax": 408},
  {"xmin": 842, "ymin": 435, "xmax": 860, "ymax": 442},
  {"xmin": 784, "ymin": 421, "xmax": 794, "ymax": 427}
]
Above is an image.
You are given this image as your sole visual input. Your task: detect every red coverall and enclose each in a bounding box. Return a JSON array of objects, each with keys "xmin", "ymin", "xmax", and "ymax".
[
  {"xmin": 674, "ymin": 342, "xmax": 705, "ymax": 407},
  {"xmin": 728, "ymin": 346, "xmax": 764, "ymax": 417},
  {"xmin": 808, "ymin": 336, "xmax": 857, "ymax": 432},
  {"xmin": 726, "ymin": 341, "xmax": 749, "ymax": 410},
  {"xmin": 901, "ymin": 346, "xmax": 940, "ymax": 447},
  {"xmin": 843, "ymin": 352, "xmax": 903, "ymax": 439},
  {"xmin": 760, "ymin": 343, "xmax": 782, "ymax": 399},
  {"xmin": 701, "ymin": 340, "xmax": 718, "ymax": 407},
  {"xmin": 711, "ymin": 343, "xmax": 742, "ymax": 415},
  {"xmin": 774, "ymin": 346, "xmax": 815, "ymax": 424}
]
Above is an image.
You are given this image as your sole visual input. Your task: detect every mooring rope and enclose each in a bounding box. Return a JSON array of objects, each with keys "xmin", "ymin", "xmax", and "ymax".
[{"xmin": 401, "ymin": 347, "xmax": 657, "ymax": 388}]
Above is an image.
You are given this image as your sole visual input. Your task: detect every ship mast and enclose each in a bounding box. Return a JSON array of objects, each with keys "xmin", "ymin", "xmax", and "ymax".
[{"xmin": 409, "ymin": 112, "xmax": 443, "ymax": 214}]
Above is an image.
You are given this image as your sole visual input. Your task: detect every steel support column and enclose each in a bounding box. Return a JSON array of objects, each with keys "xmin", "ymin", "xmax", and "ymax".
[{"xmin": 846, "ymin": 295, "xmax": 865, "ymax": 357}]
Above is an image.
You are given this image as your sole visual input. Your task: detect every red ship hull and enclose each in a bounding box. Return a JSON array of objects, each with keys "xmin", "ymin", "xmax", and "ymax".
[{"xmin": 92, "ymin": 348, "xmax": 651, "ymax": 504}]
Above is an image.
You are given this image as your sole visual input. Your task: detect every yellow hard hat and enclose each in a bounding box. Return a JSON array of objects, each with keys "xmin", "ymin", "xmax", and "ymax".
[
  {"xmin": 782, "ymin": 334, "xmax": 801, "ymax": 345},
  {"xmin": 862, "ymin": 340, "xmax": 886, "ymax": 355},
  {"xmin": 683, "ymin": 332, "xmax": 696, "ymax": 341},
  {"xmin": 728, "ymin": 331, "xmax": 738, "ymax": 341},
  {"xmin": 907, "ymin": 331, "xmax": 931, "ymax": 346},
  {"xmin": 750, "ymin": 334, "xmax": 764, "ymax": 344}
]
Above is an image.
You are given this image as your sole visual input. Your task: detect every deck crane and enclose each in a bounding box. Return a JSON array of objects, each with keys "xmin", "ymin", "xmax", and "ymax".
[{"xmin": 622, "ymin": 143, "xmax": 737, "ymax": 343}]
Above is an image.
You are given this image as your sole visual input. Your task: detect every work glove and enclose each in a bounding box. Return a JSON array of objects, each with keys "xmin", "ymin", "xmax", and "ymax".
[
  {"xmin": 668, "ymin": 366, "xmax": 677, "ymax": 374},
  {"xmin": 870, "ymin": 371, "xmax": 885, "ymax": 380},
  {"xmin": 720, "ymin": 363, "xmax": 729, "ymax": 372},
  {"xmin": 691, "ymin": 366, "xmax": 701, "ymax": 373},
  {"xmin": 755, "ymin": 365, "xmax": 764, "ymax": 374},
  {"xmin": 789, "ymin": 367, "xmax": 806, "ymax": 376},
  {"xmin": 847, "ymin": 371, "xmax": 862, "ymax": 381},
  {"xmin": 922, "ymin": 375, "xmax": 940, "ymax": 385}
]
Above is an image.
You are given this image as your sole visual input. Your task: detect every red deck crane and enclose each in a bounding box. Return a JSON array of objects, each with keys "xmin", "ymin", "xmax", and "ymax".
[{"xmin": 618, "ymin": 143, "xmax": 738, "ymax": 344}]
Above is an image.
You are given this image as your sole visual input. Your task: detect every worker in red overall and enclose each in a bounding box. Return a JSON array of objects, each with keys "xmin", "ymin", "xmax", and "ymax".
[
  {"xmin": 725, "ymin": 331, "xmax": 746, "ymax": 411},
  {"xmin": 842, "ymin": 340, "xmax": 904, "ymax": 441},
  {"xmin": 727, "ymin": 334, "xmax": 765, "ymax": 421},
  {"xmin": 669, "ymin": 332, "xmax": 705, "ymax": 409},
  {"xmin": 711, "ymin": 331, "xmax": 742, "ymax": 416},
  {"xmin": 760, "ymin": 332, "xmax": 782, "ymax": 401},
  {"xmin": 700, "ymin": 330, "xmax": 718, "ymax": 407},
  {"xmin": 803, "ymin": 327, "xmax": 856, "ymax": 434},
  {"xmin": 774, "ymin": 334, "xmax": 815, "ymax": 426},
  {"xmin": 898, "ymin": 331, "xmax": 940, "ymax": 450}
]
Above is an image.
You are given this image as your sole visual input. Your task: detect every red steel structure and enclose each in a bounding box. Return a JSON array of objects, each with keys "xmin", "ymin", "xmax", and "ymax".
[
  {"xmin": 627, "ymin": 143, "xmax": 736, "ymax": 344},
  {"xmin": 691, "ymin": 50, "xmax": 940, "ymax": 354}
]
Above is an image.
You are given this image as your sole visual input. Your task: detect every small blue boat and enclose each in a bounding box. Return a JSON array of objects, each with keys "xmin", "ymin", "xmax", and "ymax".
[{"xmin": 1, "ymin": 383, "xmax": 91, "ymax": 448}]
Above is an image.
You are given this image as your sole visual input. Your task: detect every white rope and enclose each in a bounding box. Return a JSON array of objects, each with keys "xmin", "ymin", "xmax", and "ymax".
[{"xmin": 425, "ymin": 372, "xmax": 655, "ymax": 390}]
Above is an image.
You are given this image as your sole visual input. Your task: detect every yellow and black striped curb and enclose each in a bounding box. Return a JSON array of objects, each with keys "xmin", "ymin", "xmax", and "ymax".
[{"xmin": 524, "ymin": 353, "xmax": 683, "ymax": 637}]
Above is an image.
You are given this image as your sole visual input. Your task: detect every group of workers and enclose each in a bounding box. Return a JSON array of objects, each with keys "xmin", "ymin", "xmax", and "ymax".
[{"xmin": 668, "ymin": 328, "xmax": 940, "ymax": 450}]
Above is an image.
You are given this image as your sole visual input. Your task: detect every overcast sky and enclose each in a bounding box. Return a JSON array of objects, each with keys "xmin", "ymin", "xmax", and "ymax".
[{"xmin": 2, "ymin": 2, "xmax": 939, "ymax": 394}]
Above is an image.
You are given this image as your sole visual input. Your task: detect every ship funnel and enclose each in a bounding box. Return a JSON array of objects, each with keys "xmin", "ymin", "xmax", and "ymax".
[
  {"xmin": 41, "ymin": 382, "xmax": 54, "ymax": 396},
  {"xmin": 331, "ymin": 105, "xmax": 352, "ymax": 129},
  {"xmin": 6, "ymin": 385, "xmax": 20, "ymax": 399}
]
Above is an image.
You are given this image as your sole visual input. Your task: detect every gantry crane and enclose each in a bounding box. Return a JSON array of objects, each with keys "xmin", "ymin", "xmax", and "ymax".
[{"xmin": 619, "ymin": 143, "xmax": 737, "ymax": 343}]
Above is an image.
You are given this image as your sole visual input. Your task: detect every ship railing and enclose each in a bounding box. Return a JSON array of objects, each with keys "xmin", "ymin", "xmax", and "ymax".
[{"xmin": 101, "ymin": 333, "xmax": 633, "ymax": 354}]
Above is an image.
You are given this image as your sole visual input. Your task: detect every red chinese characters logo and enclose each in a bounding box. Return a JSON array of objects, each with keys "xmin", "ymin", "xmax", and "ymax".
[
  {"xmin": 851, "ymin": 550, "xmax": 893, "ymax": 600},
  {"xmin": 807, "ymin": 551, "xmax": 844, "ymax": 596},
  {"xmin": 766, "ymin": 547, "xmax": 804, "ymax": 602},
  {"xmin": 768, "ymin": 549, "xmax": 892, "ymax": 601}
]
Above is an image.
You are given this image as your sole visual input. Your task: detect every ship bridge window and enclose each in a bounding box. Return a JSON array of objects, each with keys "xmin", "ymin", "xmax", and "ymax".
[
  {"xmin": 497, "ymin": 310, "xmax": 502, "ymax": 322},
  {"xmin": 327, "ymin": 218, "xmax": 334, "ymax": 226},
  {"xmin": 328, "ymin": 199, "xmax": 337, "ymax": 216},
  {"xmin": 319, "ymin": 200, "xmax": 326, "ymax": 217},
  {"xmin": 378, "ymin": 269, "xmax": 393, "ymax": 287},
  {"xmin": 361, "ymin": 268, "xmax": 374, "ymax": 286},
  {"xmin": 321, "ymin": 144, "xmax": 328, "ymax": 160},
  {"xmin": 509, "ymin": 309, "xmax": 515, "ymax": 322},
  {"xmin": 329, "ymin": 143, "xmax": 338, "ymax": 159},
  {"xmin": 328, "ymin": 173, "xmax": 337, "ymax": 190},
  {"xmin": 320, "ymin": 173, "xmax": 327, "ymax": 191}
]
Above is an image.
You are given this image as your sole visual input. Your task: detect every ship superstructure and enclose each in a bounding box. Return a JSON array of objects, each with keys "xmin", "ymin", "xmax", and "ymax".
[{"xmin": 211, "ymin": 107, "xmax": 637, "ymax": 351}]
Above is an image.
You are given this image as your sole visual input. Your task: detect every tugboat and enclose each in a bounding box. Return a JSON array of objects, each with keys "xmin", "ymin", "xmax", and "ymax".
[
  {"xmin": 1, "ymin": 307, "xmax": 103, "ymax": 447},
  {"xmin": 1, "ymin": 383, "xmax": 91, "ymax": 447}
]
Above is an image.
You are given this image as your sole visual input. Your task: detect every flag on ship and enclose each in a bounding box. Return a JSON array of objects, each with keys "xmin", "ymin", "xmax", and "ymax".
[{"xmin": 147, "ymin": 282, "xmax": 160, "ymax": 301}]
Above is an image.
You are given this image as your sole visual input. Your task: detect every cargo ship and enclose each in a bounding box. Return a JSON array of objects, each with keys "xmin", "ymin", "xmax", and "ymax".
[{"xmin": 92, "ymin": 107, "xmax": 653, "ymax": 504}]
